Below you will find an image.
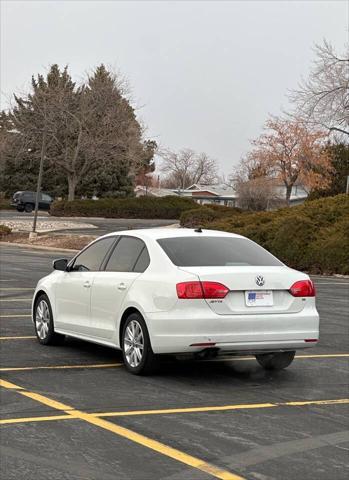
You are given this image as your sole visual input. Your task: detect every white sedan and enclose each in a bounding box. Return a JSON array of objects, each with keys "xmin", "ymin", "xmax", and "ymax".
[{"xmin": 32, "ymin": 228, "xmax": 319, "ymax": 375}]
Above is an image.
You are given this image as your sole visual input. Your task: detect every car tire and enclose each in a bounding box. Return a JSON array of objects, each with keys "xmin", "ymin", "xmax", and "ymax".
[
  {"xmin": 255, "ymin": 351, "xmax": 295, "ymax": 370},
  {"xmin": 121, "ymin": 313, "xmax": 158, "ymax": 375},
  {"xmin": 16, "ymin": 205, "xmax": 25, "ymax": 212},
  {"xmin": 24, "ymin": 203, "xmax": 34, "ymax": 213},
  {"xmin": 34, "ymin": 294, "xmax": 65, "ymax": 345}
]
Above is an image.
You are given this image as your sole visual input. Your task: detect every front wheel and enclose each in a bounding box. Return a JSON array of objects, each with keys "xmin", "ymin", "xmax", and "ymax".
[
  {"xmin": 121, "ymin": 313, "xmax": 158, "ymax": 375},
  {"xmin": 16, "ymin": 205, "xmax": 25, "ymax": 212},
  {"xmin": 34, "ymin": 294, "xmax": 65, "ymax": 345},
  {"xmin": 255, "ymin": 351, "xmax": 295, "ymax": 370}
]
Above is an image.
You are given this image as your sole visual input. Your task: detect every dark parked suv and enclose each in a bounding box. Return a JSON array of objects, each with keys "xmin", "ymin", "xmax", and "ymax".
[{"xmin": 11, "ymin": 191, "xmax": 53, "ymax": 213}]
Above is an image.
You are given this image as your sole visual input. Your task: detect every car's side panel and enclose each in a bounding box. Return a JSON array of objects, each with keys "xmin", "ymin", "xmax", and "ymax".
[
  {"xmin": 54, "ymin": 271, "xmax": 94, "ymax": 335},
  {"xmin": 90, "ymin": 271, "xmax": 140, "ymax": 340}
]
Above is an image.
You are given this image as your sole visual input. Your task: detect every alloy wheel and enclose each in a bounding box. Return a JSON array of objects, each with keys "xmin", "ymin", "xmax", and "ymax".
[
  {"xmin": 35, "ymin": 299, "xmax": 50, "ymax": 340},
  {"xmin": 124, "ymin": 320, "xmax": 144, "ymax": 368}
]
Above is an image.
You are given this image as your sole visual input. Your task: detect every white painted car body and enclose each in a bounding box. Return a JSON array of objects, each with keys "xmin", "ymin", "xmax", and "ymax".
[{"xmin": 32, "ymin": 228, "xmax": 319, "ymax": 356}]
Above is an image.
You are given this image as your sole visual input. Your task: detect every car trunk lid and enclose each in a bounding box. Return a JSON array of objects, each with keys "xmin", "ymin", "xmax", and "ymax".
[{"xmin": 178, "ymin": 266, "xmax": 307, "ymax": 315}]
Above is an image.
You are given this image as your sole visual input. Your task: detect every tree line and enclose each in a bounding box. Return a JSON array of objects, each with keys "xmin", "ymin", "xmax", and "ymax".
[{"xmin": 0, "ymin": 39, "xmax": 348, "ymax": 207}]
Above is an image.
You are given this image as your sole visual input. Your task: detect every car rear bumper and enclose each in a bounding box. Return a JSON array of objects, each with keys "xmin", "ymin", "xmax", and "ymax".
[{"xmin": 146, "ymin": 309, "xmax": 319, "ymax": 354}]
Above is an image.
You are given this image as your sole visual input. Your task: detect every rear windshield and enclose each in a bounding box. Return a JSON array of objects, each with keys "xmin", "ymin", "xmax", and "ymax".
[{"xmin": 157, "ymin": 236, "xmax": 283, "ymax": 267}]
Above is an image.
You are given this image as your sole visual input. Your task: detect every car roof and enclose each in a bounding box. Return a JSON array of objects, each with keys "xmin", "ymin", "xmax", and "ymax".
[{"xmin": 102, "ymin": 228, "xmax": 243, "ymax": 241}]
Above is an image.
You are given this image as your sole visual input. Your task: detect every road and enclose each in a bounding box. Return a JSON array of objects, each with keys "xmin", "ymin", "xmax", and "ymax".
[
  {"xmin": 0, "ymin": 243, "xmax": 348, "ymax": 480},
  {"xmin": 0, "ymin": 210, "xmax": 175, "ymax": 235}
]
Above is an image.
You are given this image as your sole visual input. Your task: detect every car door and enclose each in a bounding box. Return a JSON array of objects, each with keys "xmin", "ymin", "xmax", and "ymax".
[
  {"xmin": 90, "ymin": 236, "xmax": 150, "ymax": 341},
  {"xmin": 54, "ymin": 237, "xmax": 116, "ymax": 336}
]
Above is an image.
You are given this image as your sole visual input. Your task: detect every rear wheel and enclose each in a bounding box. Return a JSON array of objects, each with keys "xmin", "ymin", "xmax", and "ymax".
[
  {"xmin": 255, "ymin": 351, "xmax": 295, "ymax": 370},
  {"xmin": 34, "ymin": 294, "xmax": 65, "ymax": 345},
  {"xmin": 121, "ymin": 313, "xmax": 158, "ymax": 375},
  {"xmin": 24, "ymin": 203, "xmax": 34, "ymax": 213}
]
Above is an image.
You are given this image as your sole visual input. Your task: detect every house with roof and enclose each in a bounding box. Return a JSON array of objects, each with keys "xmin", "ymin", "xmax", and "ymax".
[
  {"xmin": 172, "ymin": 184, "xmax": 238, "ymax": 207},
  {"xmin": 134, "ymin": 182, "xmax": 308, "ymax": 209}
]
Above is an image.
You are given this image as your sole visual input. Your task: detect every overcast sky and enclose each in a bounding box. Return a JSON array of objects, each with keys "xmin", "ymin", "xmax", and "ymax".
[{"xmin": 1, "ymin": 0, "xmax": 348, "ymax": 174}]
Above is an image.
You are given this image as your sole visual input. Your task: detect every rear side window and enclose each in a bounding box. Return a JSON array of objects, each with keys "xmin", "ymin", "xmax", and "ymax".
[
  {"xmin": 41, "ymin": 193, "xmax": 52, "ymax": 201},
  {"xmin": 133, "ymin": 247, "xmax": 150, "ymax": 273},
  {"xmin": 73, "ymin": 237, "xmax": 115, "ymax": 271},
  {"xmin": 157, "ymin": 236, "xmax": 282, "ymax": 267},
  {"xmin": 105, "ymin": 236, "xmax": 149, "ymax": 272}
]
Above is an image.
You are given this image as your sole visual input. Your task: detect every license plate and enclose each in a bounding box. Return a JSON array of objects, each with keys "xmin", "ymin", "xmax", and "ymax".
[{"xmin": 245, "ymin": 290, "xmax": 273, "ymax": 307}]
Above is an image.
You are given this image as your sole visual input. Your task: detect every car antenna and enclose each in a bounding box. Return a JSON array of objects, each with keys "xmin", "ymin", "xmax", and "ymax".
[{"xmin": 194, "ymin": 227, "xmax": 202, "ymax": 233}]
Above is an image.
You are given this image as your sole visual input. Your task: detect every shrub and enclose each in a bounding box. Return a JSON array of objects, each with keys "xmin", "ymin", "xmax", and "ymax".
[
  {"xmin": 0, "ymin": 224, "xmax": 11, "ymax": 236},
  {"xmin": 309, "ymin": 218, "xmax": 349, "ymax": 275},
  {"xmin": 0, "ymin": 198, "xmax": 11, "ymax": 210},
  {"xmin": 198, "ymin": 194, "xmax": 349, "ymax": 275},
  {"xmin": 50, "ymin": 196, "xmax": 201, "ymax": 219},
  {"xmin": 180, "ymin": 204, "xmax": 242, "ymax": 227}
]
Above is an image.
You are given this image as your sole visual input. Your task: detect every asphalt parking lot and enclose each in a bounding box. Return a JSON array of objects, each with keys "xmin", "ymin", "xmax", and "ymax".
[{"xmin": 0, "ymin": 243, "xmax": 348, "ymax": 480}]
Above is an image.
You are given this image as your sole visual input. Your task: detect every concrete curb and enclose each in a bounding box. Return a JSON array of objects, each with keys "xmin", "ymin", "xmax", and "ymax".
[{"xmin": 0, "ymin": 241, "xmax": 78, "ymax": 253}]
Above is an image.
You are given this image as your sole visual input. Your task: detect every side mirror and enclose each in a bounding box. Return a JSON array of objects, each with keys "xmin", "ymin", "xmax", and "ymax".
[{"xmin": 53, "ymin": 258, "xmax": 68, "ymax": 271}]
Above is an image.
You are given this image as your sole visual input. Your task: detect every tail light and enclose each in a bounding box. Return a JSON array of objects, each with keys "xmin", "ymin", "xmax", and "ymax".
[
  {"xmin": 289, "ymin": 280, "xmax": 315, "ymax": 297},
  {"xmin": 176, "ymin": 281, "xmax": 229, "ymax": 299}
]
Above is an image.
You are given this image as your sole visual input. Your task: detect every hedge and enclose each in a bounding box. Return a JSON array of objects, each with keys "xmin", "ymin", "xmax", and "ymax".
[
  {"xmin": 0, "ymin": 199, "xmax": 11, "ymax": 210},
  {"xmin": 0, "ymin": 224, "xmax": 11, "ymax": 236},
  {"xmin": 181, "ymin": 194, "xmax": 349, "ymax": 275},
  {"xmin": 50, "ymin": 196, "xmax": 201, "ymax": 219},
  {"xmin": 180, "ymin": 205, "xmax": 242, "ymax": 227}
]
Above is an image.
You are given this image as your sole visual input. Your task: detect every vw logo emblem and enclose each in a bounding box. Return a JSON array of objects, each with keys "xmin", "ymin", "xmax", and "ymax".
[{"xmin": 255, "ymin": 275, "xmax": 265, "ymax": 287}]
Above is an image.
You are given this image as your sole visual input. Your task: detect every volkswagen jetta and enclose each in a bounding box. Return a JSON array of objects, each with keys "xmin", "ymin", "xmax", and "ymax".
[{"xmin": 32, "ymin": 228, "xmax": 319, "ymax": 374}]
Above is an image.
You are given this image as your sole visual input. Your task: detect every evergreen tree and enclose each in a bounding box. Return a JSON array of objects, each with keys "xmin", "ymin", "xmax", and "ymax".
[
  {"xmin": 309, "ymin": 143, "xmax": 349, "ymax": 199},
  {"xmin": 0, "ymin": 64, "xmax": 156, "ymax": 199}
]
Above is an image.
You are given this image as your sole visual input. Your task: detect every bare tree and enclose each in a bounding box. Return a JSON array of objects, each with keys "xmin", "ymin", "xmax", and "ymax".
[
  {"xmin": 160, "ymin": 148, "xmax": 218, "ymax": 189},
  {"xmin": 231, "ymin": 155, "xmax": 281, "ymax": 211},
  {"xmin": 289, "ymin": 40, "xmax": 349, "ymax": 136},
  {"xmin": 235, "ymin": 177, "xmax": 283, "ymax": 211}
]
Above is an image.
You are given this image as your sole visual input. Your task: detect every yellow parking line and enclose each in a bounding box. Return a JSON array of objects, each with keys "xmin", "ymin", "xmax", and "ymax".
[
  {"xmin": 0, "ymin": 378, "xmax": 242, "ymax": 480},
  {"xmin": 1, "ymin": 397, "xmax": 348, "ymax": 426},
  {"xmin": 0, "ymin": 363, "xmax": 122, "ymax": 372},
  {"xmin": 1, "ymin": 353, "xmax": 348, "ymax": 371},
  {"xmin": 0, "ymin": 336, "xmax": 35, "ymax": 340},
  {"xmin": 1, "ymin": 414, "xmax": 72, "ymax": 425},
  {"xmin": 97, "ymin": 398, "xmax": 349, "ymax": 418}
]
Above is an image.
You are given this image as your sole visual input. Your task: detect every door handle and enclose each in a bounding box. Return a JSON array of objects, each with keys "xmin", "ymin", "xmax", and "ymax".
[
  {"xmin": 117, "ymin": 282, "xmax": 127, "ymax": 291},
  {"xmin": 83, "ymin": 281, "xmax": 91, "ymax": 288}
]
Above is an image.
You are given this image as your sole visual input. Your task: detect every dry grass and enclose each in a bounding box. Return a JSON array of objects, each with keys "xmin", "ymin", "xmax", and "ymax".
[{"xmin": 1, "ymin": 233, "xmax": 97, "ymax": 250}]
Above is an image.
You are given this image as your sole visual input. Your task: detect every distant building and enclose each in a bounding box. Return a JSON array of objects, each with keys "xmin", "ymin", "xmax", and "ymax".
[
  {"xmin": 134, "ymin": 186, "xmax": 176, "ymax": 197},
  {"xmin": 274, "ymin": 183, "xmax": 308, "ymax": 206},
  {"xmin": 173, "ymin": 184, "xmax": 237, "ymax": 207},
  {"xmin": 134, "ymin": 182, "xmax": 308, "ymax": 208}
]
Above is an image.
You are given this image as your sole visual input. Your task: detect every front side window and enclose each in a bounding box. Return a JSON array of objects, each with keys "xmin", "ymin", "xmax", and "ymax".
[
  {"xmin": 72, "ymin": 237, "xmax": 115, "ymax": 272},
  {"xmin": 105, "ymin": 236, "xmax": 148, "ymax": 272},
  {"xmin": 157, "ymin": 236, "xmax": 283, "ymax": 267}
]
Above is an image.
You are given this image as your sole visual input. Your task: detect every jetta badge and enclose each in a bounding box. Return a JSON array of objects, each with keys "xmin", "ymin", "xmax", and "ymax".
[{"xmin": 255, "ymin": 275, "xmax": 265, "ymax": 287}]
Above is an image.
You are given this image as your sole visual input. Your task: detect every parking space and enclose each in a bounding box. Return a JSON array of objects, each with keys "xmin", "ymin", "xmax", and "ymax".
[{"xmin": 0, "ymin": 244, "xmax": 348, "ymax": 480}]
